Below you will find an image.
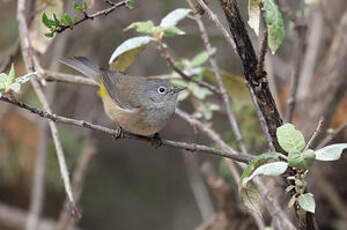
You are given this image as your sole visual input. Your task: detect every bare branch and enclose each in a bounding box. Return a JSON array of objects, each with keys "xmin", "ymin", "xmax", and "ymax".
[
  {"xmin": 183, "ymin": 154, "xmax": 215, "ymax": 221},
  {"xmin": 317, "ymin": 121, "xmax": 347, "ymax": 149},
  {"xmin": 25, "ymin": 122, "xmax": 49, "ymax": 230},
  {"xmin": 0, "ymin": 94, "xmax": 252, "ymax": 163},
  {"xmin": 194, "ymin": 0, "xmax": 237, "ymax": 52},
  {"xmin": 17, "ymin": 0, "xmax": 78, "ymax": 219},
  {"xmin": 0, "ymin": 39, "xmax": 20, "ymax": 73},
  {"xmin": 305, "ymin": 118, "xmax": 324, "ymax": 151},
  {"xmin": 0, "ymin": 202, "xmax": 81, "ymax": 230},
  {"xmin": 155, "ymin": 40, "xmax": 221, "ymax": 96},
  {"xmin": 188, "ymin": 1, "xmax": 248, "ymax": 154},
  {"xmin": 43, "ymin": 70, "xmax": 98, "ymax": 86},
  {"xmin": 285, "ymin": 21, "xmax": 307, "ymax": 123},
  {"xmin": 56, "ymin": 135, "xmax": 97, "ymax": 230}
]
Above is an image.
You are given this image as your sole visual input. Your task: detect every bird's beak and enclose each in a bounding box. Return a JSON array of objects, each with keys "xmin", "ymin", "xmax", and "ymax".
[{"xmin": 172, "ymin": 86, "xmax": 186, "ymax": 94}]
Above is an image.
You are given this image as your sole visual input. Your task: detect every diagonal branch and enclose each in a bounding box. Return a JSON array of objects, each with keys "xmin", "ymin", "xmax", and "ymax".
[
  {"xmin": 17, "ymin": 0, "xmax": 79, "ymax": 220},
  {"xmin": 189, "ymin": 0, "xmax": 248, "ymax": 155},
  {"xmin": 156, "ymin": 40, "xmax": 221, "ymax": 96},
  {"xmin": 218, "ymin": 0, "xmax": 283, "ymax": 152},
  {"xmin": 54, "ymin": 0, "xmax": 131, "ymax": 34}
]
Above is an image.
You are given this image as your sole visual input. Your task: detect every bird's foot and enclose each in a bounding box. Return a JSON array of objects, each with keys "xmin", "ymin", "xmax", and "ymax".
[
  {"xmin": 112, "ymin": 126, "xmax": 124, "ymax": 140},
  {"xmin": 151, "ymin": 133, "xmax": 162, "ymax": 149}
]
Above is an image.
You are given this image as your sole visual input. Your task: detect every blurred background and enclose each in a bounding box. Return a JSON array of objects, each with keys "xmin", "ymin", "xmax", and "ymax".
[{"xmin": 0, "ymin": 0, "xmax": 346, "ymax": 229}]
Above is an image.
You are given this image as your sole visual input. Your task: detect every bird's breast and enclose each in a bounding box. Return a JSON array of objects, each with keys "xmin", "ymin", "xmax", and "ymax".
[{"xmin": 102, "ymin": 95, "xmax": 175, "ymax": 136}]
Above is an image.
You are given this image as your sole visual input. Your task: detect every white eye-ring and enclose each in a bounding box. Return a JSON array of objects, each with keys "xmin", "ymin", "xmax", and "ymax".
[{"xmin": 157, "ymin": 86, "xmax": 167, "ymax": 94}]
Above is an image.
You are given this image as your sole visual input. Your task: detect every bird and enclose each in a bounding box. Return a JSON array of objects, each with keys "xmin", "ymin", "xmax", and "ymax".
[{"xmin": 59, "ymin": 57, "xmax": 185, "ymax": 137}]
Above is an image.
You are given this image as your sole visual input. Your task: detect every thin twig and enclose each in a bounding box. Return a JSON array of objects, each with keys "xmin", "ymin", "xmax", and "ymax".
[
  {"xmin": 246, "ymin": 83, "xmax": 275, "ymax": 152},
  {"xmin": 188, "ymin": 2, "xmax": 248, "ymax": 154},
  {"xmin": 177, "ymin": 106, "xmax": 265, "ymax": 229},
  {"xmin": 56, "ymin": 135, "xmax": 97, "ymax": 230},
  {"xmin": 156, "ymin": 40, "xmax": 221, "ymax": 96},
  {"xmin": 285, "ymin": 21, "xmax": 307, "ymax": 123},
  {"xmin": 43, "ymin": 70, "xmax": 98, "ymax": 86},
  {"xmin": 55, "ymin": 0, "xmax": 130, "ymax": 34},
  {"xmin": 176, "ymin": 108, "xmax": 248, "ymax": 157},
  {"xmin": 0, "ymin": 39, "xmax": 20, "ymax": 73},
  {"xmin": 17, "ymin": 0, "xmax": 78, "ymax": 219},
  {"xmin": 0, "ymin": 94, "xmax": 252, "ymax": 163},
  {"xmin": 25, "ymin": 122, "xmax": 49, "ymax": 230},
  {"xmin": 0, "ymin": 202, "xmax": 81, "ymax": 230},
  {"xmin": 304, "ymin": 117, "xmax": 324, "ymax": 151},
  {"xmin": 317, "ymin": 121, "xmax": 347, "ymax": 149},
  {"xmin": 183, "ymin": 153, "xmax": 215, "ymax": 221},
  {"xmin": 195, "ymin": 0, "xmax": 237, "ymax": 52}
]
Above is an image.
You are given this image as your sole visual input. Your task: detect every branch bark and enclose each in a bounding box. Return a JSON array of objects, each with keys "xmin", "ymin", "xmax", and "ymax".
[{"xmin": 0, "ymin": 94, "xmax": 252, "ymax": 164}]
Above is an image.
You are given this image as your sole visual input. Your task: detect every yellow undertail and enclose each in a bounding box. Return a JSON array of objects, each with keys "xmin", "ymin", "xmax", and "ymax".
[{"xmin": 98, "ymin": 81, "xmax": 107, "ymax": 99}]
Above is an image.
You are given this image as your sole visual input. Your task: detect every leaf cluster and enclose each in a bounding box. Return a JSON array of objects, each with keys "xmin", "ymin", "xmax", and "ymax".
[
  {"xmin": 239, "ymin": 123, "xmax": 347, "ymax": 214},
  {"xmin": 0, "ymin": 65, "xmax": 35, "ymax": 95}
]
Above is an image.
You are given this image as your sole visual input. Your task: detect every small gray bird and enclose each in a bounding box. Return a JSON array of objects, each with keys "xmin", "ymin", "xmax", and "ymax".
[{"xmin": 59, "ymin": 57, "xmax": 185, "ymax": 136}]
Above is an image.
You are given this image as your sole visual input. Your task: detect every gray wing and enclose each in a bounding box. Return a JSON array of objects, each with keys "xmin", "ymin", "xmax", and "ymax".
[{"xmin": 100, "ymin": 70, "xmax": 141, "ymax": 110}]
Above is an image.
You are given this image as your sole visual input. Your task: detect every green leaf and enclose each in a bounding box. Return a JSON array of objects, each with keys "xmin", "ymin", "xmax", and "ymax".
[
  {"xmin": 240, "ymin": 183, "xmax": 263, "ymax": 216},
  {"xmin": 263, "ymin": 0, "xmax": 285, "ymax": 54},
  {"xmin": 0, "ymin": 76, "xmax": 5, "ymax": 90},
  {"xmin": 83, "ymin": 0, "xmax": 88, "ymax": 10},
  {"xmin": 162, "ymin": 26, "xmax": 186, "ymax": 37},
  {"xmin": 288, "ymin": 149, "xmax": 315, "ymax": 170},
  {"xmin": 8, "ymin": 63, "xmax": 15, "ymax": 82},
  {"xmin": 285, "ymin": 185, "xmax": 295, "ymax": 193},
  {"xmin": 73, "ymin": 15, "xmax": 78, "ymax": 24},
  {"xmin": 171, "ymin": 79, "xmax": 188, "ymax": 87},
  {"xmin": 61, "ymin": 13, "xmax": 73, "ymax": 26},
  {"xmin": 203, "ymin": 69, "xmax": 252, "ymax": 109},
  {"xmin": 128, "ymin": 0, "xmax": 135, "ymax": 9},
  {"xmin": 240, "ymin": 152, "xmax": 280, "ymax": 185},
  {"xmin": 176, "ymin": 90, "xmax": 189, "ymax": 102},
  {"xmin": 44, "ymin": 32, "xmax": 54, "ymax": 38},
  {"xmin": 297, "ymin": 193, "xmax": 315, "ymax": 213},
  {"xmin": 315, "ymin": 143, "xmax": 347, "ymax": 161},
  {"xmin": 124, "ymin": 21, "xmax": 155, "ymax": 34},
  {"xmin": 248, "ymin": 0, "xmax": 261, "ymax": 36},
  {"xmin": 42, "ymin": 12, "xmax": 55, "ymax": 28},
  {"xmin": 191, "ymin": 50, "xmax": 213, "ymax": 67},
  {"xmin": 109, "ymin": 36, "xmax": 152, "ymax": 71},
  {"xmin": 242, "ymin": 161, "xmax": 288, "ymax": 186},
  {"xmin": 73, "ymin": 1, "xmax": 83, "ymax": 13},
  {"xmin": 9, "ymin": 82, "xmax": 21, "ymax": 93},
  {"xmin": 160, "ymin": 8, "xmax": 192, "ymax": 27},
  {"xmin": 190, "ymin": 83, "xmax": 212, "ymax": 99},
  {"xmin": 276, "ymin": 123, "xmax": 306, "ymax": 153},
  {"xmin": 53, "ymin": 13, "xmax": 60, "ymax": 26}
]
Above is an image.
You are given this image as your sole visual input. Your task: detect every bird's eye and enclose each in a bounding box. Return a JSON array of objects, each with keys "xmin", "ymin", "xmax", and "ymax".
[{"xmin": 157, "ymin": 86, "xmax": 166, "ymax": 94}]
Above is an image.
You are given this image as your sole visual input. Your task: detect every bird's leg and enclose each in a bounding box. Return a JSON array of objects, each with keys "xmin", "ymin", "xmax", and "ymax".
[
  {"xmin": 112, "ymin": 126, "xmax": 124, "ymax": 140},
  {"xmin": 151, "ymin": 133, "xmax": 162, "ymax": 149}
]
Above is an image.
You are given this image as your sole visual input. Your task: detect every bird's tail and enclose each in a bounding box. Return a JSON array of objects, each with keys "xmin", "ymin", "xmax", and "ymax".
[
  {"xmin": 59, "ymin": 57, "xmax": 110, "ymax": 98},
  {"xmin": 59, "ymin": 57, "xmax": 100, "ymax": 80}
]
